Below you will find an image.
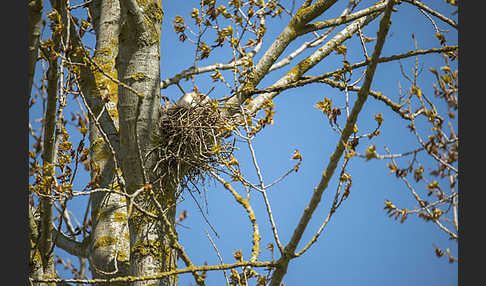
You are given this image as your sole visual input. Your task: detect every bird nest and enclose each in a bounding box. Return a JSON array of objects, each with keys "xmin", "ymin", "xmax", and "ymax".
[{"xmin": 152, "ymin": 103, "xmax": 237, "ymax": 191}]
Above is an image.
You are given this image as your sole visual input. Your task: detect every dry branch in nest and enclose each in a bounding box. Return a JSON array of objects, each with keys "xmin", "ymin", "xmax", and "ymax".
[{"xmin": 151, "ymin": 102, "xmax": 238, "ymax": 195}]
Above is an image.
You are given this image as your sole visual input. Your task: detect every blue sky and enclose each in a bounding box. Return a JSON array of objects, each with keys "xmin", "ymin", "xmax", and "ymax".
[{"xmin": 29, "ymin": 1, "xmax": 458, "ymax": 285}]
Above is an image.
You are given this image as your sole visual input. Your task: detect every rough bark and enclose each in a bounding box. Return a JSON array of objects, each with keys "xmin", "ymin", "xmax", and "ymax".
[
  {"xmin": 29, "ymin": 201, "xmax": 44, "ymax": 283},
  {"xmin": 116, "ymin": 0, "xmax": 176, "ymax": 285},
  {"xmin": 74, "ymin": 0, "xmax": 131, "ymax": 281}
]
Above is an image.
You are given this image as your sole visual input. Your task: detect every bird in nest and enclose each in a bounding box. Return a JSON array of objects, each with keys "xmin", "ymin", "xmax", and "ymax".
[{"xmin": 176, "ymin": 91, "xmax": 209, "ymax": 108}]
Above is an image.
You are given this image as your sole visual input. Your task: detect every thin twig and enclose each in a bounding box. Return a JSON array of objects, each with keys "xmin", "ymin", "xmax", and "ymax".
[
  {"xmin": 205, "ymin": 230, "xmax": 230, "ymax": 286},
  {"xmin": 146, "ymin": 188, "xmax": 206, "ymax": 286},
  {"xmin": 187, "ymin": 183, "xmax": 220, "ymax": 238},
  {"xmin": 385, "ymin": 147, "xmax": 458, "ymax": 239},
  {"xmin": 209, "ymin": 170, "xmax": 261, "ymax": 262},
  {"xmin": 77, "ymin": 88, "xmax": 126, "ymax": 189},
  {"xmin": 269, "ymin": 2, "xmax": 395, "ymax": 284},
  {"xmin": 270, "ymin": 0, "xmax": 359, "ymax": 72},
  {"xmin": 294, "ymin": 156, "xmax": 351, "ymax": 257},
  {"xmin": 402, "ymin": 0, "xmax": 457, "ymax": 29}
]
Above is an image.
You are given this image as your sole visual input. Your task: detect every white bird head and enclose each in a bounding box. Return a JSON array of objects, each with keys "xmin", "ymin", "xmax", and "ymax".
[
  {"xmin": 176, "ymin": 91, "xmax": 209, "ymax": 108},
  {"xmin": 176, "ymin": 92, "xmax": 196, "ymax": 107}
]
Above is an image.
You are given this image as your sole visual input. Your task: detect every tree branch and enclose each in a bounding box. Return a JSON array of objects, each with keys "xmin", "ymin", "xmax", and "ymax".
[
  {"xmin": 226, "ymin": 0, "xmax": 339, "ymax": 110},
  {"xmin": 240, "ymin": 111, "xmax": 285, "ymax": 254},
  {"xmin": 245, "ymin": 45, "xmax": 456, "ymax": 116},
  {"xmin": 402, "ymin": 0, "xmax": 457, "ymax": 29},
  {"xmin": 160, "ymin": 23, "xmax": 264, "ymax": 90},
  {"xmin": 210, "ymin": 171, "xmax": 261, "ymax": 263},
  {"xmin": 51, "ymin": 227, "xmax": 89, "ymax": 258},
  {"xmin": 269, "ymin": 0, "xmax": 358, "ymax": 72},
  {"xmin": 248, "ymin": 11, "xmax": 380, "ymax": 116},
  {"xmin": 269, "ymin": 1, "xmax": 395, "ymax": 284},
  {"xmin": 298, "ymin": 1, "xmax": 388, "ymax": 35},
  {"xmin": 28, "ymin": 0, "xmax": 43, "ymax": 98},
  {"xmin": 145, "ymin": 188, "xmax": 206, "ymax": 285},
  {"xmin": 385, "ymin": 148, "xmax": 458, "ymax": 239},
  {"xmin": 30, "ymin": 261, "xmax": 275, "ymax": 284},
  {"xmin": 38, "ymin": 33, "xmax": 61, "ymax": 278},
  {"xmin": 294, "ymin": 157, "xmax": 351, "ymax": 257}
]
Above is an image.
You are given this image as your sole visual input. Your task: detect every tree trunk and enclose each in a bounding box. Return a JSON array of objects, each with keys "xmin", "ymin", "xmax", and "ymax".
[
  {"xmin": 28, "ymin": 0, "xmax": 43, "ymax": 99},
  {"xmin": 116, "ymin": 1, "xmax": 177, "ymax": 285},
  {"xmin": 74, "ymin": 0, "xmax": 131, "ymax": 281}
]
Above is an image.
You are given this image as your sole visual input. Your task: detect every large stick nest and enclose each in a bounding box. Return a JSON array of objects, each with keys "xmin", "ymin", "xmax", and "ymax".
[{"xmin": 152, "ymin": 102, "xmax": 237, "ymax": 191}]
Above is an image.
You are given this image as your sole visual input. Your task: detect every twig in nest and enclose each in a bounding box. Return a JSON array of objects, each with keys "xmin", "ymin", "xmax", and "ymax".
[{"xmin": 152, "ymin": 104, "xmax": 238, "ymax": 195}]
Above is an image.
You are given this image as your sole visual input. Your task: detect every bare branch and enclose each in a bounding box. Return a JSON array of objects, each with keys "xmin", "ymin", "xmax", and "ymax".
[
  {"xmin": 227, "ymin": 0, "xmax": 340, "ymax": 109},
  {"xmin": 294, "ymin": 157, "xmax": 351, "ymax": 257},
  {"xmin": 28, "ymin": 0, "xmax": 43, "ymax": 98},
  {"xmin": 210, "ymin": 171, "xmax": 261, "ymax": 262},
  {"xmin": 269, "ymin": 0, "xmax": 358, "ymax": 72},
  {"xmin": 160, "ymin": 17, "xmax": 264, "ymax": 90},
  {"xmin": 51, "ymin": 226, "xmax": 89, "ymax": 258},
  {"xmin": 239, "ymin": 112, "xmax": 285, "ymax": 254},
  {"xmin": 269, "ymin": 1, "xmax": 395, "ymax": 284},
  {"xmin": 299, "ymin": 1, "xmax": 388, "ymax": 35},
  {"xmin": 402, "ymin": 0, "xmax": 457, "ymax": 29},
  {"xmin": 385, "ymin": 148, "xmax": 458, "ymax": 240},
  {"xmin": 205, "ymin": 230, "xmax": 230, "ymax": 286},
  {"xmin": 248, "ymin": 11, "xmax": 380, "ymax": 115},
  {"xmin": 30, "ymin": 261, "xmax": 275, "ymax": 284},
  {"xmin": 409, "ymin": 111, "xmax": 458, "ymax": 173},
  {"xmin": 245, "ymin": 45, "xmax": 457, "ymax": 117},
  {"xmin": 161, "ymin": 59, "xmax": 255, "ymax": 90},
  {"xmin": 68, "ymin": 0, "xmax": 93, "ymax": 10}
]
